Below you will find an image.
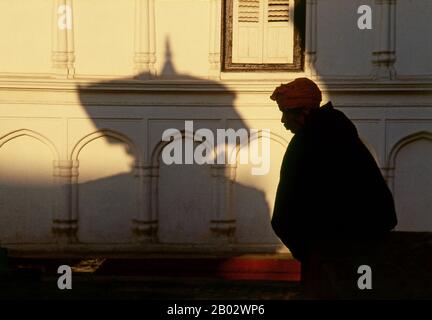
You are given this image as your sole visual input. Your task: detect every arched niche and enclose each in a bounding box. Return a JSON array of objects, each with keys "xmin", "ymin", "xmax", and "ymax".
[
  {"xmin": 72, "ymin": 130, "xmax": 138, "ymax": 243},
  {"xmin": 0, "ymin": 130, "xmax": 58, "ymax": 243},
  {"xmin": 389, "ymin": 132, "xmax": 432, "ymax": 231}
]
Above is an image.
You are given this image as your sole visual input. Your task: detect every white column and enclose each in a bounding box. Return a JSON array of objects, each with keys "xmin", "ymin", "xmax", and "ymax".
[
  {"xmin": 373, "ymin": 0, "xmax": 396, "ymax": 80},
  {"xmin": 134, "ymin": 0, "xmax": 156, "ymax": 79},
  {"xmin": 210, "ymin": 164, "xmax": 236, "ymax": 242},
  {"xmin": 382, "ymin": 166, "xmax": 395, "ymax": 194},
  {"xmin": 150, "ymin": 165, "xmax": 159, "ymax": 225},
  {"xmin": 53, "ymin": 160, "xmax": 77, "ymax": 243},
  {"xmin": 305, "ymin": 0, "xmax": 318, "ymax": 77},
  {"xmin": 208, "ymin": 0, "xmax": 222, "ymax": 79},
  {"xmin": 132, "ymin": 163, "xmax": 158, "ymax": 242},
  {"xmin": 70, "ymin": 159, "xmax": 79, "ymax": 240},
  {"xmin": 52, "ymin": 0, "xmax": 75, "ymax": 78},
  {"xmin": 66, "ymin": 0, "xmax": 75, "ymax": 77}
]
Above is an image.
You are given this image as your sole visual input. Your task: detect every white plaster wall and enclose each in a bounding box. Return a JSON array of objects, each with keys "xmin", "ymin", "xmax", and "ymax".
[
  {"xmin": 395, "ymin": 0, "xmax": 432, "ymax": 77},
  {"xmin": 155, "ymin": 0, "xmax": 210, "ymax": 78},
  {"xmin": 73, "ymin": 0, "xmax": 135, "ymax": 76},
  {"xmin": 0, "ymin": 0, "xmax": 51, "ymax": 74},
  {"xmin": 315, "ymin": 0, "xmax": 375, "ymax": 78},
  {"xmin": 158, "ymin": 161, "xmax": 213, "ymax": 243}
]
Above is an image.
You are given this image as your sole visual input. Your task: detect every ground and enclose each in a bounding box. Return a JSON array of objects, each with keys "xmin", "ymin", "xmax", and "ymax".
[{"xmin": 0, "ymin": 254, "xmax": 301, "ymax": 300}]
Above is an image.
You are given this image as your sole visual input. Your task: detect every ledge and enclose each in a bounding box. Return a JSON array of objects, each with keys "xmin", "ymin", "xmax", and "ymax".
[{"xmin": 1, "ymin": 76, "xmax": 432, "ymax": 94}]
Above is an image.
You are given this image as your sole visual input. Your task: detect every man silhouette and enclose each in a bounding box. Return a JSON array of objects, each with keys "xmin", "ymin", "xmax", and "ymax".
[{"xmin": 270, "ymin": 78, "xmax": 397, "ymax": 298}]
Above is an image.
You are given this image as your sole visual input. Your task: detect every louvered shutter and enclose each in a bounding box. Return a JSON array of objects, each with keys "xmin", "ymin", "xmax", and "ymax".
[
  {"xmin": 232, "ymin": 0, "xmax": 264, "ymax": 63},
  {"xmin": 263, "ymin": 0, "xmax": 294, "ymax": 63}
]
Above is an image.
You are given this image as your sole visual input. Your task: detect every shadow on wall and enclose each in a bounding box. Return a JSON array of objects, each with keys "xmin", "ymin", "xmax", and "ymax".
[
  {"xmin": 1, "ymin": 32, "xmax": 431, "ymax": 254},
  {"xmin": 68, "ymin": 41, "xmax": 279, "ymax": 249}
]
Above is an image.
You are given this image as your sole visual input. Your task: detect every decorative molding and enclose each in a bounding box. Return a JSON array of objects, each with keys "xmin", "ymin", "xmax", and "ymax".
[
  {"xmin": 70, "ymin": 129, "xmax": 139, "ymax": 161},
  {"xmin": 134, "ymin": 0, "xmax": 156, "ymax": 79},
  {"xmin": 382, "ymin": 166, "xmax": 395, "ymax": 191},
  {"xmin": 395, "ymin": 74, "xmax": 432, "ymax": 81},
  {"xmin": 209, "ymin": 0, "xmax": 222, "ymax": 79},
  {"xmin": 70, "ymin": 159, "xmax": 79, "ymax": 238},
  {"xmin": 51, "ymin": 219, "xmax": 78, "ymax": 241},
  {"xmin": 53, "ymin": 160, "xmax": 78, "ymax": 243},
  {"xmin": 385, "ymin": 131, "xmax": 432, "ymax": 192},
  {"xmin": 387, "ymin": 130, "xmax": 432, "ymax": 168},
  {"xmin": 3, "ymin": 79, "xmax": 432, "ymax": 108},
  {"xmin": 373, "ymin": 0, "xmax": 396, "ymax": 80},
  {"xmin": 52, "ymin": 0, "xmax": 75, "ymax": 78},
  {"xmin": 210, "ymin": 219, "xmax": 236, "ymax": 238},
  {"xmin": 210, "ymin": 164, "xmax": 236, "ymax": 242},
  {"xmin": 305, "ymin": 0, "xmax": 317, "ymax": 77},
  {"xmin": 133, "ymin": 162, "xmax": 158, "ymax": 243},
  {"xmin": 0, "ymin": 129, "xmax": 60, "ymax": 161},
  {"xmin": 3, "ymin": 77, "xmax": 432, "ymax": 94}
]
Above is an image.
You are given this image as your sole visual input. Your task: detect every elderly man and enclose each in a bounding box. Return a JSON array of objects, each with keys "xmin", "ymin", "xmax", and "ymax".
[{"xmin": 270, "ymin": 78, "xmax": 397, "ymax": 298}]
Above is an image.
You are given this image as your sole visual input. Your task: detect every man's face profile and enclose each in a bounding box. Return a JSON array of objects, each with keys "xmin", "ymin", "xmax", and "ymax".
[{"xmin": 279, "ymin": 106, "xmax": 309, "ymax": 133}]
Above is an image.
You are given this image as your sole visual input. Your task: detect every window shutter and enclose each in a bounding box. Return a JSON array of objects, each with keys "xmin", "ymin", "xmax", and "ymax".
[
  {"xmin": 267, "ymin": 0, "xmax": 290, "ymax": 22},
  {"xmin": 263, "ymin": 0, "xmax": 294, "ymax": 63},
  {"xmin": 232, "ymin": 0, "xmax": 264, "ymax": 63}
]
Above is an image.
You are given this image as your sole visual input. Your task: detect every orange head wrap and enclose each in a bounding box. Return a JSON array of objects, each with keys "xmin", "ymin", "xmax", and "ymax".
[{"xmin": 270, "ymin": 78, "xmax": 322, "ymax": 109}]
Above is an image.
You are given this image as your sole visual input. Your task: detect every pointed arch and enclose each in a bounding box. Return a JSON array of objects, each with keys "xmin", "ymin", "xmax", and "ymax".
[
  {"xmin": 388, "ymin": 131, "xmax": 432, "ymax": 232},
  {"xmin": 70, "ymin": 129, "xmax": 140, "ymax": 162},
  {"xmin": 388, "ymin": 131, "xmax": 432, "ymax": 169},
  {"xmin": 0, "ymin": 129, "xmax": 60, "ymax": 161}
]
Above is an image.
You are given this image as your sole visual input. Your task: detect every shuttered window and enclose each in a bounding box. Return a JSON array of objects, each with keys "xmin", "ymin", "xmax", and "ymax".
[
  {"xmin": 223, "ymin": 0, "xmax": 305, "ymax": 71},
  {"xmin": 232, "ymin": 0, "xmax": 263, "ymax": 63}
]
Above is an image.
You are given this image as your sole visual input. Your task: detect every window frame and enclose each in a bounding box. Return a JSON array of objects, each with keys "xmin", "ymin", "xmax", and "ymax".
[{"xmin": 221, "ymin": 0, "xmax": 306, "ymax": 72}]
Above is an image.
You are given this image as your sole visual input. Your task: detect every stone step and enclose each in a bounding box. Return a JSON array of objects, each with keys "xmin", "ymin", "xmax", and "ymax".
[{"xmin": 8, "ymin": 254, "xmax": 301, "ymax": 281}]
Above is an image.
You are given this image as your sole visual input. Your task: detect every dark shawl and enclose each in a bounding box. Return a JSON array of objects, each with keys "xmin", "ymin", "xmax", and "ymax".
[{"xmin": 271, "ymin": 102, "xmax": 397, "ymax": 261}]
